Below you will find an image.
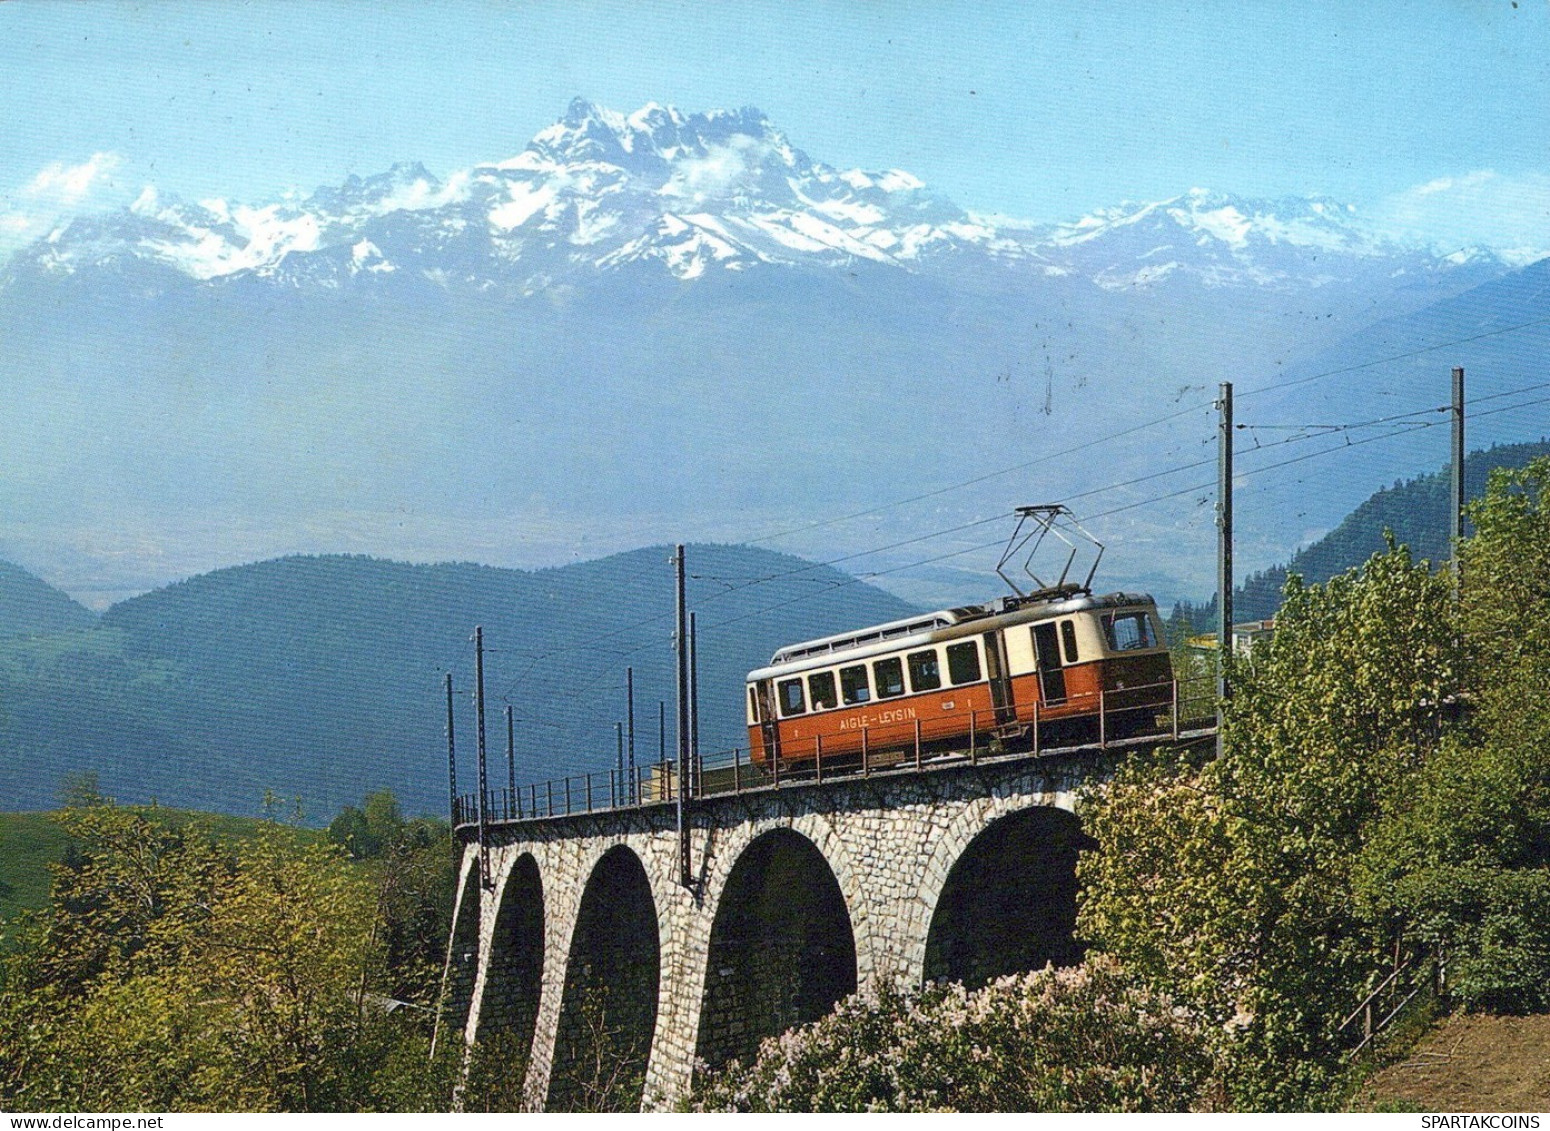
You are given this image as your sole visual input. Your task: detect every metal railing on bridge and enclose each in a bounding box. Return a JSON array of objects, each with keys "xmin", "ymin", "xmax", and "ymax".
[{"xmin": 453, "ymin": 675, "xmax": 1216, "ymax": 830}]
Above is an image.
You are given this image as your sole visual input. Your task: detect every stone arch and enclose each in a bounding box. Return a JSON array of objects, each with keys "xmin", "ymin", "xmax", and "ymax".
[
  {"xmin": 921, "ymin": 803, "xmax": 1089, "ymax": 988},
  {"xmin": 438, "ymin": 860, "xmax": 483, "ymax": 1045},
  {"xmin": 788, "ymin": 815, "xmax": 876, "ymax": 985},
  {"xmin": 474, "ymin": 853, "xmax": 545, "ymax": 1071},
  {"xmin": 694, "ymin": 826, "xmax": 858, "ymax": 1072},
  {"xmin": 546, "ymin": 844, "xmax": 660, "ymax": 1112}
]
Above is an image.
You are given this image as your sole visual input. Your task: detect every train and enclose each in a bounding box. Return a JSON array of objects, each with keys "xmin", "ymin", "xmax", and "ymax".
[{"xmin": 745, "ymin": 583, "xmax": 1174, "ymax": 768}]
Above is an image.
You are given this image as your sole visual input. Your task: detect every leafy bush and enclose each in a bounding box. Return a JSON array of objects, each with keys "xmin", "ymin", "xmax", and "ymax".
[
  {"xmin": 686, "ymin": 958, "xmax": 1217, "ymax": 1112},
  {"xmin": 1080, "ymin": 459, "xmax": 1550, "ymax": 1106}
]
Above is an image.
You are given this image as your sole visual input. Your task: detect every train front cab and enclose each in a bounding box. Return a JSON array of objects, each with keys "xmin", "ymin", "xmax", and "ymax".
[{"xmin": 1000, "ymin": 601, "xmax": 1173, "ymax": 743}]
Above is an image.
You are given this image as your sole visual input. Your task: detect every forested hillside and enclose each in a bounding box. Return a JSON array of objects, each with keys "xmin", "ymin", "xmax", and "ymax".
[
  {"xmin": 1170, "ymin": 437, "xmax": 1550, "ymax": 630},
  {"xmin": 0, "ymin": 545, "xmax": 918, "ymax": 817},
  {"xmin": 0, "ymin": 562, "xmax": 96, "ymax": 637}
]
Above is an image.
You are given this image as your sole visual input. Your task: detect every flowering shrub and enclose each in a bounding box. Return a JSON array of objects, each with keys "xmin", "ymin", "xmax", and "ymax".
[{"xmin": 686, "ymin": 957, "xmax": 1217, "ymax": 1112}]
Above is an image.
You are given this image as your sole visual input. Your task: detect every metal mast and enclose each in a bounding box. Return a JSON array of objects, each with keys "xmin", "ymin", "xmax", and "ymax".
[
  {"xmin": 1217, "ymin": 382, "xmax": 1234, "ymax": 744},
  {"xmin": 444, "ymin": 672, "xmax": 457, "ymax": 825},
  {"xmin": 674, "ymin": 545, "xmax": 692, "ymax": 887},
  {"xmin": 473, "ymin": 625, "xmax": 490, "ymax": 884},
  {"xmin": 1451, "ymin": 366, "xmax": 1466, "ymax": 594}
]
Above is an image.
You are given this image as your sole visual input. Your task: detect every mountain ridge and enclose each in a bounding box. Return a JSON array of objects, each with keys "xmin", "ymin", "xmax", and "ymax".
[
  {"xmin": 2, "ymin": 98, "xmax": 1541, "ymax": 611},
  {"xmin": 0, "ymin": 561, "xmax": 98, "ymax": 637},
  {"xmin": 3, "ymin": 98, "xmax": 1522, "ymax": 296}
]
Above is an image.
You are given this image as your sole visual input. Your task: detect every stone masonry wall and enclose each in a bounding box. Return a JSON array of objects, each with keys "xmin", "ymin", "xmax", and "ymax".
[{"xmin": 443, "ymin": 751, "xmax": 1110, "ymax": 1110}]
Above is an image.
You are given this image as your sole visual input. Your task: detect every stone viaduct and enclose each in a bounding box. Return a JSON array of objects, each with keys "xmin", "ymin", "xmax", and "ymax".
[{"xmin": 433, "ymin": 743, "xmax": 1170, "ymax": 1111}]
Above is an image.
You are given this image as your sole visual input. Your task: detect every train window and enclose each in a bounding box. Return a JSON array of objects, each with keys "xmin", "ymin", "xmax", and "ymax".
[
  {"xmin": 840, "ymin": 664, "xmax": 871, "ymax": 705},
  {"xmin": 779, "ymin": 678, "xmax": 807, "ymax": 716},
  {"xmin": 946, "ymin": 640, "xmax": 981, "ymax": 685},
  {"xmin": 749, "ymin": 687, "xmax": 760, "ymax": 723},
  {"xmin": 1061, "ymin": 620, "xmax": 1080, "ymax": 664},
  {"xmin": 1104, "ymin": 611, "xmax": 1157, "ymax": 652},
  {"xmin": 809, "ymin": 670, "xmax": 838, "ymax": 711},
  {"xmin": 907, "ymin": 649, "xmax": 942, "ymax": 692},
  {"xmin": 874, "ymin": 656, "xmax": 906, "ymax": 699}
]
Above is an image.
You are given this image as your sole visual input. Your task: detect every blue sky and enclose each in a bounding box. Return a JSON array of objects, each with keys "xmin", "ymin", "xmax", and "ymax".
[{"xmin": 2, "ymin": 0, "xmax": 1547, "ymax": 255}]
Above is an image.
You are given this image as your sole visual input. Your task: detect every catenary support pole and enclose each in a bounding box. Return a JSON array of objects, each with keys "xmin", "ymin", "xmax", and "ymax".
[
  {"xmin": 1217, "ymin": 382, "xmax": 1234, "ymax": 751},
  {"xmin": 444, "ymin": 672, "xmax": 457, "ymax": 827},
  {"xmin": 615, "ymin": 722, "xmax": 624, "ymax": 807},
  {"xmin": 1451, "ymin": 366, "xmax": 1466, "ymax": 595},
  {"xmin": 674, "ymin": 545, "xmax": 692, "ymax": 887},
  {"xmin": 626, "ymin": 667, "xmax": 636, "ymax": 804},
  {"xmin": 505, "ymin": 704, "xmax": 515, "ymax": 815},
  {"xmin": 474, "ymin": 626, "xmax": 490, "ymax": 884},
  {"xmin": 690, "ymin": 611, "xmax": 700, "ymax": 775}
]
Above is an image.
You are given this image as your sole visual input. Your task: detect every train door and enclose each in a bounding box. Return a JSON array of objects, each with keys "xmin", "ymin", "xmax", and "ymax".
[
  {"xmin": 756, "ymin": 680, "xmax": 780, "ymax": 762},
  {"xmin": 1031, "ymin": 622, "xmax": 1067, "ymax": 703},
  {"xmin": 984, "ymin": 631, "xmax": 1015, "ymax": 726}
]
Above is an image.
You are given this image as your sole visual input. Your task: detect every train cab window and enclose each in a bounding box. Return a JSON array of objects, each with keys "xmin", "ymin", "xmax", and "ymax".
[
  {"xmin": 1061, "ymin": 620, "xmax": 1080, "ymax": 664},
  {"xmin": 946, "ymin": 640, "xmax": 982, "ymax": 686},
  {"xmin": 1104, "ymin": 611, "xmax": 1157, "ymax": 652},
  {"xmin": 874, "ymin": 656, "xmax": 906, "ymax": 699},
  {"xmin": 840, "ymin": 664, "xmax": 871, "ymax": 705},
  {"xmin": 779, "ymin": 678, "xmax": 807, "ymax": 717},
  {"xmin": 907, "ymin": 649, "xmax": 942, "ymax": 692},
  {"xmin": 749, "ymin": 687, "xmax": 760, "ymax": 723},
  {"xmin": 808, "ymin": 670, "xmax": 838, "ymax": 711}
]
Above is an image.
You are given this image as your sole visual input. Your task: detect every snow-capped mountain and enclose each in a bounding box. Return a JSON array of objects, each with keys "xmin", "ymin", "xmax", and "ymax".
[
  {"xmin": 4, "ymin": 97, "xmax": 1542, "ymax": 622},
  {"xmin": 7, "ymin": 99, "xmax": 1021, "ymax": 292},
  {"xmin": 1037, "ymin": 188, "xmax": 1410, "ymax": 290},
  {"xmin": 2, "ymin": 98, "xmax": 1511, "ymax": 295}
]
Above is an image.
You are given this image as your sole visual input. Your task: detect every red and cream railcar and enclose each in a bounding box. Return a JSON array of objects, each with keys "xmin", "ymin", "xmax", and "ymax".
[{"xmin": 745, "ymin": 588, "xmax": 1172, "ymax": 767}]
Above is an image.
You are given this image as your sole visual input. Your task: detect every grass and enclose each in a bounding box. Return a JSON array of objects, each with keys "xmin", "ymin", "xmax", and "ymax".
[
  {"xmin": 0, "ymin": 812, "xmax": 73, "ymax": 939},
  {"xmin": 1352, "ymin": 1011, "xmax": 1550, "ymax": 1112}
]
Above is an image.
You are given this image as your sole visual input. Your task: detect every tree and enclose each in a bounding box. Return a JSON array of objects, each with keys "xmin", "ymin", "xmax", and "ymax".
[
  {"xmin": 1079, "ymin": 542, "xmax": 1463, "ymax": 1108},
  {"xmin": 324, "ymin": 790, "xmax": 453, "ymax": 1006},
  {"xmin": 1353, "ymin": 458, "xmax": 1550, "ymax": 1013},
  {"xmin": 0, "ymin": 801, "xmax": 449, "ymax": 1111},
  {"xmin": 328, "ymin": 788, "xmax": 417, "ymax": 860}
]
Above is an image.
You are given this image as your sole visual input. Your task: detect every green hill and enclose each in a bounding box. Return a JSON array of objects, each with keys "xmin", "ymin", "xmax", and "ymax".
[
  {"xmin": 0, "ymin": 545, "xmax": 918, "ymax": 819},
  {"xmin": 0, "ymin": 811, "xmax": 70, "ymax": 937},
  {"xmin": 0, "ymin": 561, "xmax": 96, "ymax": 637},
  {"xmin": 1171, "ymin": 438, "xmax": 1550, "ymax": 631}
]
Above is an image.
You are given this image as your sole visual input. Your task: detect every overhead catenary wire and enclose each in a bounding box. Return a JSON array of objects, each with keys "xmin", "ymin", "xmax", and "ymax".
[
  {"xmin": 634, "ymin": 415, "xmax": 1462, "ymax": 654},
  {"xmin": 1236, "ymin": 314, "xmax": 1550, "ymax": 402},
  {"xmin": 742, "ymin": 319, "xmax": 1550, "ymax": 553},
  {"xmin": 483, "ymin": 351, "xmax": 1550, "ymax": 748},
  {"xmin": 488, "ymin": 351, "xmax": 1550, "ymax": 702},
  {"xmin": 741, "ymin": 401, "xmax": 1214, "ymax": 548},
  {"xmin": 496, "ymin": 398, "xmax": 1501, "ymax": 708},
  {"xmin": 499, "ymin": 412, "xmax": 1519, "ymax": 762}
]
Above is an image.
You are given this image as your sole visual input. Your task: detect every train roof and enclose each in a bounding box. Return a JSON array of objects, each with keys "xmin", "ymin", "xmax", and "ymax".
[
  {"xmin": 768, "ymin": 608, "xmax": 979, "ymax": 667},
  {"xmin": 752, "ymin": 587, "xmax": 1158, "ymax": 680}
]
